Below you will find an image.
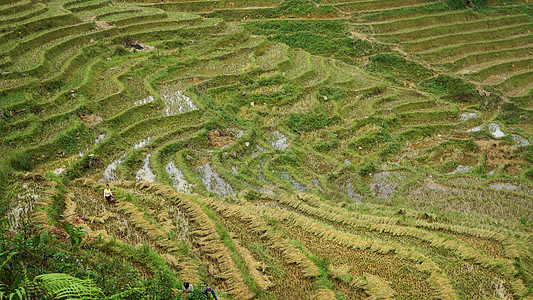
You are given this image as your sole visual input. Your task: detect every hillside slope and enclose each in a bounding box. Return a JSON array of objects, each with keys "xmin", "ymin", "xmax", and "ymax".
[{"xmin": 0, "ymin": 0, "xmax": 532, "ymax": 299}]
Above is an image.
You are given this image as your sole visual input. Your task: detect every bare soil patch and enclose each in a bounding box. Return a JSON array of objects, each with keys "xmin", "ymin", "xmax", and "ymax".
[
  {"xmin": 79, "ymin": 113, "xmax": 102, "ymax": 126},
  {"xmin": 95, "ymin": 20, "xmax": 113, "ymax": 30},
  {"xmin": 126, "ymin": 43, "xmax": 155, "ymax": 52},
  {"xmin": 208, "ymin": 129, "xmax": 237, "ymax": 148},
  {"xmin": 475, "ymin": 140, "xmax": 523, "ymax": 174}
]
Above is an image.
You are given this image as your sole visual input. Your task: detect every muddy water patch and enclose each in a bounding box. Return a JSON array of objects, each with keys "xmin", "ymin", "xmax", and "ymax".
[
  {"xmin": 255, "ymin": 201, "xmax": 284, "ymax": 210},
  {"xmin": 53, "ymin": 167, "xmax": 66, "ymax": 175},
  {"xmin": 136, "ymin": 154, "xmax": 156, "ymax": 183},
  {"xmin": 489, "ymin": 182, "xmax": 518, "ymax": 192},
  {"xmin": 459, "ymin": 112, "xmax": 477, "ymax": 121},
  {"xmin": 426, "ymin": 181, "xmax": 456, "ymax": 192},
  {"xmin": 196, "ymin": 66, "xmax": 223, "ymax": 76},
  {"xmin": 102, "ymin": 153, "xmax": 127, "ymax": 182},
  {"xmin": 168, "ymin": 206, "xmax": 190, "ymax": 242},
  {"xmin": 311, "ymin": 178, "xmax": 322, "ymax": 191},
  {"xmin": 341, "ymin": 182, "xmax": 361, "ymax": 202},
  {"xmin": 5, "ymin": 183, "xmax": 40, "ymax": 230},
  {"xmin": 467, "ymin": 125, "xmax": 482, "ymax": 133},
  {"xmin": 271, "ymin": 131, "xmax": 289, "ymax": 151},
  {"xmin": 488, "ymin": 123, "xmax": 505, "ymax": 138},
  {"xmin": 251, "ymin": 145, "xmax": 264, "ymax": 157},
  {"xmin": 277, "ymin": 171, "xmax": 309, "ymax": 192},
  {"xmin": 79, "ymin": 133, "xmax": 106, "ymax": 157},
  {"xmin": 244, "ymin": 181, "xmax": 275, "ymax": 195},
  {"xmin": 391, "ymin": 152, "xmax": 414, "ymax": 165},
  {"xmin": 447, "ymin": 165, "xmax": 474, "ymax": 175},
  {"xmin": 160, "ymin": 89, "xmax": 197, "ymax": 116},
  {"xmin": 134, "ymin": 95, "xmax": 154, "ymax": 106},
  {"xmin": 255, "ymin": 163, "xmax": 277, "ymax": 193},
  {"xmin": 165, "ymin": 161, "xmax": 192, "ymax": 194},
  {"xmin": 208, "ymin": 128, "xmax": 243, "ymax": 148},
  {"xmin": 197, "ymin": 162, "xmax": 234, "ymax": 198},
  {"xmin": 370, "ymin": 171, "xmax": 403, "ymax": 200},
  {"xmin": 133, "ymin": 136, "xmax": 153, "ymax": 149},
  {"xmin": 511, "ymin": 134, "xmax": 529, "ymax": 146}
]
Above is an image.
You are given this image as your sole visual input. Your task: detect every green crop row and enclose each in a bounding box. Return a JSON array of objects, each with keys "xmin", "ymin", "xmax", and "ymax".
[
  {"xmin": 0, "ymin": 0, "xmax": 34, "ymax": 16},
  {"xmin": 421, "ymin": 34, "xmax": 533, "ymax": 63},
  {"xmin": 335, "ymin": 0, "xmax": 429, "ymax": 13},
  {"xmin": 380, "ymin": 14, "xmax": 530, "ymax": 42},
  {"xmin": 359, "ymin": 1, "xmax": 449, "ymax": 22},
  {"xmin": 370, "ymin": 10, "xmax": 481, "ymax": 34},
  {"xmin": 403, "ymin": 22, "xmax": 533, "ymax": 52},
  {"xmin": 495, "ymin": 70, "xmax": 533, "ymax": 95},
  {"xmin": 0, "ymin": 3, "xmax": 47, "ymax": 26},
  {"xmin": 65, "ymin": 0, "xmax": 111, "ymax": 13},
  {"xmin": 469, "ymin": 57, "xmax": 533, "ymax": 83},
  {"xmin": 448, "ymin": 45, "xmax": 533, "ymax": 72}
]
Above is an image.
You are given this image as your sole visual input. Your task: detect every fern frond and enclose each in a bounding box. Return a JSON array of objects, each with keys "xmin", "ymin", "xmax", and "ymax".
[
  {"xmin": 35, "ymin": 273, "xmax": 103, "ymax": 300},
  {"xmin": 0, "ymin": 252, "xmax": 17, "ymax": 270}
]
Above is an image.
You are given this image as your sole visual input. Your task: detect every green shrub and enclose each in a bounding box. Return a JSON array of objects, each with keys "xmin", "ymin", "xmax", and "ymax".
[
  {"xmin": 447, "ymin": 0, "xmax": 486, "ymax": 9},
  {"xmin": 9, "ymin": 151, "xmax": 34, "ymax": 171},
  {"xmin": 47, "ymin": 175, "xmax": 66, "ymax": 224},
  {"xmin": 366, "ymin": 54, "xmax": 435, "ymax": 84},
  {"xmin": 525, "ymin": 167, "xmax": 533, "ymax": 180},
  {"xmin": 447, "ymin": 0, "xmax": 467, "ymax": 9},
  {"xmin": 358, "ymin": 159, "xmax": 376, "ymax": 177},
  {"xmin": 379, "ymin": 140, "xmax": 401, "ymax": 159},
  {"xmin": 268, "ymin": 0, "xmax": 336, "ymax": 18},
  {"xmin": 421, "ymin": 74, "xmax": 483, "ymax": 103},
  {"xmin": 313, "ymin": 130, "xmax": 339, "ymax": 152},
  {"xmin": 273, "ymin": 151, "xmax": 300, "ymax": 165},
  {"xmin": 245, "ymin": 20, "xmax": 345, "ymax": 37},
  {"xmin": 245, "ymin": 19, "xmax": 387, "ymax": 58},
  {"xmin": 285, "ymin": 112, "xmax": 339, "ymax": 132},
  {"xmin": 273, "ymin": 32, "xmax": 352, "ymax": 56}
]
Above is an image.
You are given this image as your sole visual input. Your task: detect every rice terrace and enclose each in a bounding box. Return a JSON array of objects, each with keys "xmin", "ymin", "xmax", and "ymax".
[{"xmin": 0, "ymin": 0, "xmax": 532, "ymax": 298}]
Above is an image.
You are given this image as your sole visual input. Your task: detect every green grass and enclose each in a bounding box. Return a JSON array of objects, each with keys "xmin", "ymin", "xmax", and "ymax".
[
  {"xmin": 379, "ymin": 14, "xmax": 530, "ymax": 42},
  {"xmin": 1, "ymin": 0, "xmax": 533, "ymax": 298},
  {"xmin": 336, "ymin": 0, "xmax": 430, "ymax": 12},
  {"xmin": 359, "ymin": 2, "xmax": 449, "ymax": 22},
  {"xmin": 469, "ymin": 57, "xmax": 533, "ymax": 83},
  {"xmin": 365, "ymin": 53, "xmax": 435, "ymax": 85},
  {"xmin": 421, "ymin": 74, "xmax": 484, "ymax": 103},
  {"xmin": 420, "ymin": 34, "xmax": 533, "ymax": 63},
  {"xmin": 245, "ymin": 19, "xmax": 389, "ymax": 59},
  {"xmin": 449, "ymin": 45, "xmax": 533, "ymax": 72},
  {"xmin": 402, "ymin": 22, "xmax": 533, "ymax": 52},
  {"xmin": 369, "ymin": 10, "xmax": 481, "ymax": 33}
]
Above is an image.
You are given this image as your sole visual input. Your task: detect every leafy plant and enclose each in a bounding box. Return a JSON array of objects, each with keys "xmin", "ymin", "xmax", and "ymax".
[
  {"xmin": 268, "ymin": 0, "xmax": 336, "ymax": 18},
  {"xmin": 35, "ymin": 273, "xmax": 103, "ymax": 299},
  {"xmin": 285, "ymin": 112, "xmax": 339, "ymax": 132},
  {"xmin": 0, "ymin": 285, "xmax": 26, "ymax": 300},
  {"xmin": 58, "ymin": 214, "xmax": 88, "ymax": 247},
  {"xmin": 365, "ymin": 53, "xmax": 435, "ymax": 84},
  {"xmin": 421, "ymin": 74, "xmax": 484, "ymax": 103}
]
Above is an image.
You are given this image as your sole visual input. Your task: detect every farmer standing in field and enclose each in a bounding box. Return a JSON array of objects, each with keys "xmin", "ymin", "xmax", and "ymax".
[
  {"xmin": 202, "ymin": 286, "xmax": 218, "ymax": 300},
  {"xmin": 104, "ymin": 183, "xmax": 114, "ymax": 203},
  {"xmin": 181, "ymin": 282, "xmax": 194, "ymax": 298}
]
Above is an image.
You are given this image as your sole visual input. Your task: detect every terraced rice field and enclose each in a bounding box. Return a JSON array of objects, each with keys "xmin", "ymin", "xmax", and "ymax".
[
  {"xmin": 357, "ymin": 2, "xmax": 533, "ymax": 104},
  {"xmin": 1, "ymin": 0, "xmax": 532, "ymax": 299}
]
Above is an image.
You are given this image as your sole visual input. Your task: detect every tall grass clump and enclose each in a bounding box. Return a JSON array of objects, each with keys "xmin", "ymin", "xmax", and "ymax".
[
  {"xmin": 447, "ymin": 0, "xmax": 487, "ymax": 10},
  {"xmin": 365, "ymin": 54, "xmax": 435, "ymax": 84},
  {"xmin": 421, "ymin": 74, "xmax": 484, "ymax": 103},
  {"xmin": 268, "ymin": 0, "xmax": 336, "ymax": 18}
]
